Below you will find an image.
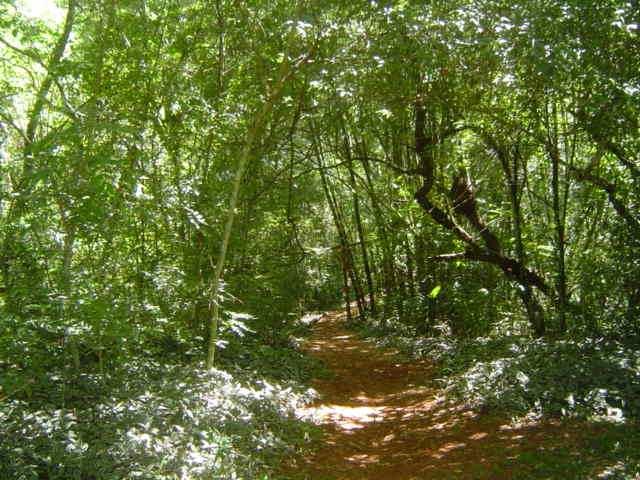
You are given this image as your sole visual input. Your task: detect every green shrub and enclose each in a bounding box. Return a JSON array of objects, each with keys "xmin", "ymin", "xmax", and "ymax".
[
  {"xmin": 0, "ymin": 361, "xmax": 317, "ymax": 480},
  {"xmin": 446, "ymin": 337, "xmax": 640, "ymax": 422}
]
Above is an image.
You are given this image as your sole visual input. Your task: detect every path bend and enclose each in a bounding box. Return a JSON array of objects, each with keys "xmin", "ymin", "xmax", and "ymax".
[{"xmin": 285, "ymin": 310, "xmax": 601, "ymax": 480}]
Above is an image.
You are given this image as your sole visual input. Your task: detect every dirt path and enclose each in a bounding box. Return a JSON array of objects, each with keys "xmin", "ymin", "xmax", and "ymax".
[{"xmin": 284, "ymin": 310, "xmax": 605, "ymax": 480}]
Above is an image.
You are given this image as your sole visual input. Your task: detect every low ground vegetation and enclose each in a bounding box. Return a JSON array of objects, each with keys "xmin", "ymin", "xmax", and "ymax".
[
  {"xmin": 356, "ymin": 309, "xmax": 640, "ymax": 477},
  {"xmin": 0, "ymin": 313, "xmax": 321, "ymax": 480},
  {"xmin": 360, "ymin": 314, "xmax": 640, "ymax": 422}
]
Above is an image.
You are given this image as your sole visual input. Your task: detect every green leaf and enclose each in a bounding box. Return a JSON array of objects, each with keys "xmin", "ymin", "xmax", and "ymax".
[{"xmin": 428, "ymin": 285, "xmax": 442, "ymax": 299}]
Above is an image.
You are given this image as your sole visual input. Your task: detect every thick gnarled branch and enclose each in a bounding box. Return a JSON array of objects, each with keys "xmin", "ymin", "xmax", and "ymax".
[
  {"xmin": 413, "ymin": 97, "xmax": 549, "ymax": 297},
  {"xmin": 427, "ymin": 249, "xmax": 549, "ymax": 295}
]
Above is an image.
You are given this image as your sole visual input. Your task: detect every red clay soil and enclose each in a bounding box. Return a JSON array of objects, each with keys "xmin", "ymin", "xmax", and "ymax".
[{"xmin": 282, "ymin": 310, "xmax": 605, "ymax": 480}]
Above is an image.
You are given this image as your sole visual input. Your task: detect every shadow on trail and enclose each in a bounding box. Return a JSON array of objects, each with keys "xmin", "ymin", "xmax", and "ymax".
[{"xmin": 284, "ymin": 310, "xmax": 633, "ymax": 480}]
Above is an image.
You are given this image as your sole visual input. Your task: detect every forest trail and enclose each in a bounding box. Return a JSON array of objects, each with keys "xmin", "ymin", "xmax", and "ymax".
[{"xmin": 285, "ymin": 310, "xmax": 601, "ymax": 480}]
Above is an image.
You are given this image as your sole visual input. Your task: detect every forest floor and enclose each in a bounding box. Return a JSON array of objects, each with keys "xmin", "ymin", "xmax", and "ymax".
[{"xmin": 282, "ymin": 309, "xmax": 633, "ymax": 480}]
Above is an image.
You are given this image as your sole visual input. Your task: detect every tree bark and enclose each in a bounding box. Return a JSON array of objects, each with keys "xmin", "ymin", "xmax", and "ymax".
[
  {"xmin": 343, "ymin": 132, "xmax": 376, "ymax": 315},
  {"xmin": 358, "ymin": 143, "xmax": 397, "ymax": 312},
  {"xmin": 548, "ymin": 137, "xmax": 568, "ymax": 333},
  {"xmin": 413, "ymin": 98, "xmax": 549, "ymax": 335},
  {"xmin": 312, "ymin": 124, "xmax": 365, "ymax": 320},
  {"xmin": 1, "ymin": 0, "xmax": 77, "ymax": 311},
  {"xmin": 206, "ymin": 51, "xmax": 309, "ymax": 368},
  {"xmin": 490, "ymin": 137, "xmax": 547, "ymax": 336}
]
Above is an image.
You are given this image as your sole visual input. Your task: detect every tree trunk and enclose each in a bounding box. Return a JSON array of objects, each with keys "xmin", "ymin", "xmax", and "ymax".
[
  {"xmin": 206, "ymin": 51, "xmax": 307, "ymax": 368},
  {"xmin": 343, "ymin": 133, "xmax": 376, "ymax": 315},
  {"xmin": 549, "ymin": 139, "xmax": 568, "ymax": 333},
  {"xmin": 413, "ymin": 99, "xmax": 549, "ymax": 335},
  {"xmin": 359, "ymin": 142, "xmax": 397, "ymax": 313},
  {"xmin": 1, "ymin": 0, "xmax": 77, "ymax": 312}
]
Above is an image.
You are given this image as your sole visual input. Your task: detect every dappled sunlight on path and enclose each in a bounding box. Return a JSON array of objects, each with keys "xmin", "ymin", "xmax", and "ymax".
[{"xmin": 284, "ymin": 310, "xmax": 605, "ymax": 480}]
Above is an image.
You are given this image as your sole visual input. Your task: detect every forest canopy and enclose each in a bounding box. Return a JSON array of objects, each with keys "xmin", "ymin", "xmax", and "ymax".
[{"xmin": 0, "ymin": 0, "xmax": 638, "ymax": 478}]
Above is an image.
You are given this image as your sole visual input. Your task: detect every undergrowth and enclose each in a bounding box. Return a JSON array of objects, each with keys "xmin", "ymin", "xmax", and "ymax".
[
  {"xmin": 0, "ymin": 311, "xmax": 323, "ymax": 480},
  {"xmin": 0, "ymin": 360, "xmax": 318, "ymax": 480},
  {"xmin": 359, "ymin": 316, "xmax": 640, "ymax": 421},
  {"xmin": 356, "ymin": 315, "xmax": 640, "ymax": 477}
]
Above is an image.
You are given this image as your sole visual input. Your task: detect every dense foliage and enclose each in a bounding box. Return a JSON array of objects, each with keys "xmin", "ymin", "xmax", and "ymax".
[
  {"xmin": 0, "ymin": 363, "xmax": 316, "ymax": 479},
  {"xmin": 0, "ymin": 0, "xmax": 638, "ymax": 478}
]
